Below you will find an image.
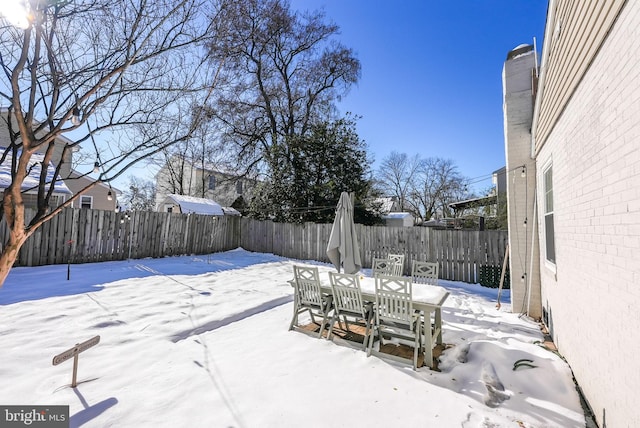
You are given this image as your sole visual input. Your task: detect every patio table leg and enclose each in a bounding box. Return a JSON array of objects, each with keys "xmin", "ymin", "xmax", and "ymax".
[
  {"xmin": 288, "ymin": 279, "xmax": 299, "ymax": 331},
  {"xmin": 435, "ymin": 308, "xmax": 443, "ymax": 344},
  {"xmin": 422, "ymin": 310, "xmax": 434, "ymax": 369}
]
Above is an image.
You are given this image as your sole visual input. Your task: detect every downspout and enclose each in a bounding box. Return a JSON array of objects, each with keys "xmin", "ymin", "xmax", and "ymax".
[{"xmin": 526, "ymin": 193, "xmax": 538, "ymax": 315}]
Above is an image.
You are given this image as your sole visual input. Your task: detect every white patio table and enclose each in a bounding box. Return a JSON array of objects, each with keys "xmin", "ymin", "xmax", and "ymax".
[{"xmin": 320, "ymin": 275, "xmax": 449, "ymax": 369}]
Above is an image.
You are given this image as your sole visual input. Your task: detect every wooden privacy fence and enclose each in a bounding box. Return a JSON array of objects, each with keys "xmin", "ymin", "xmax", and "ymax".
[
  {"xmin": 2, "ymin": 209, "xmax": 508, "ymax": 284},
  {"xmin": 239, "ymin": 218, "xmax": 508, "ymax": 283},
  {"xmin": 2, "ymin": 208, "xmax": 240, "ymax": 267}
]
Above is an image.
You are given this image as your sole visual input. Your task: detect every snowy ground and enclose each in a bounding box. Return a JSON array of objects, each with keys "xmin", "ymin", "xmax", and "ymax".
[{"xmin": 0, "ymin": 248, "xmax": 586, "ymax": 427}]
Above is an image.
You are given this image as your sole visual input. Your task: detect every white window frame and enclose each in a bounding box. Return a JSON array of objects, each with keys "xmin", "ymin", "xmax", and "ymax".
[
  {"xmin": 80, "ymin": 195, "xmax": 93, "ymax": 209},
  {"xmin": 543, "ymin": 162, "xmax": 556, "ymax": 267}
]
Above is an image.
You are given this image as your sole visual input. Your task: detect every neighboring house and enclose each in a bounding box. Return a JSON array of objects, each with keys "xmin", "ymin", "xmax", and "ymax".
[
  {"xmin": 373, "ymin": 196, "xmax": 415, "ymax": 226},
  {"xmin": 382, "ymin": 212, "xmax": 414, "ymax": 227},
  {"xmin": 0, "ymin": 148, "xmax": 72, "ymax": 209},
  {"xmin": 503, "ymin": 2, "xmax": 639, "ymax": 427},
  {"xmin": 448, "ymin": 167, "xmax": 506, "ymax": 230},
  {"xmin": 449, "ymin": 167, "xmax": 505, "ymax": 218},
  {"xmin": 492, "ymin": 166, "xmax": 506, "ymax": 195},
  {"xmin": 1, "ymin": 108, "xmax": 117, "ymax": 212},
  {"xmin": 373, "ymin": 197, "xmax": 400, "ymax": 214},
  {"xmin": 64, "ymin": 170, "xmax": 119, "ymax": 211},
  {"xmin": 0, "ymin": 108, "xmax": 73, "ymax": 180},
  {"xmin": 221, "ymin": 206, "xmax": 241, "ymax": 216},
  {"xmin": 159, "ymin": 194, "xmax": 224, "ymax": 215},
  {"xmin": 155, "ymin": 155, "xmax": 255, "ymax": 212},
  {"xmin": 0, "ymin": 108, "xmax": 74, "ymax": 209}
]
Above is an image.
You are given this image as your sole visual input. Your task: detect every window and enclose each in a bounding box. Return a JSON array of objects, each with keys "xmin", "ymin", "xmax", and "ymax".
[
  {"xmin": 543, "ymin": 164, "xmax": 555, "ymax": 264},
  {"xmin": 80, "ymin": 195, "xmax": 93, "ymax": 209},
  {"xmin": 208, "ymin": 175, "xmax": 216, "ymax": 190},
  {"xmin": 236, "ymin": 180, "xmax": 243, "ymax": 194}
]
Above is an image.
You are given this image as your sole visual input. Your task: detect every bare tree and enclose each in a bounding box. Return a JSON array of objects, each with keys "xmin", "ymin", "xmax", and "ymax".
[
  {"xmin": 376, "ymin": 151, "xmax": 421, "ymax": 211},
  {"xmin": 408, "ymin": 157, "xmax": 468, "ymax": 222},
  {"xmin": 375, "ymin": 153, "xmax": 469, "ymax": 223},
  {"xmin": 0, "ymin": 0, "xmax": 219, "ymax": 286},
  {"xmin": 205, "ymin": 0, "xmax": 360, "ymax": 179},
  {"xmin": 121, "ymin": 176, "xmax": 156, "ymax": 211}
]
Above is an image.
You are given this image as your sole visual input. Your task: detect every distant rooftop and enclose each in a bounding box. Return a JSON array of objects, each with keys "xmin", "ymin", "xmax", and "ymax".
[{"xmin": 164, "ymin": 194, "xmax": 224, "ymax": 215}]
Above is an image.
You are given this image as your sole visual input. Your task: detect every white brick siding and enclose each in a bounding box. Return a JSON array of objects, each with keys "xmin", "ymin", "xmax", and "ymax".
[{"xmin": 535, "ymin": 3, "xmax": 640, "ymax": 427}]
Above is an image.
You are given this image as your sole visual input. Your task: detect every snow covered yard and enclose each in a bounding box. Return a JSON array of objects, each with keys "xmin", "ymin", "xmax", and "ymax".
[{"xmin": 0, "ymin": 249, "xmax": 585, "ymax": 427}]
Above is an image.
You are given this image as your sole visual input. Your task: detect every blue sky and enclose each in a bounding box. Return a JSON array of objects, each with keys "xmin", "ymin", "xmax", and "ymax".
[{"xmin": 290, "ymin": 0, "xmax": 548, "ymax": 194}]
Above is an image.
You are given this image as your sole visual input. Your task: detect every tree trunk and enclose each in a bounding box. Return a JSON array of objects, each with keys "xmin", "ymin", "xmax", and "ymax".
[{"xmin": 0, "ymin": 228, "xmax": 27, "ymax": 287}]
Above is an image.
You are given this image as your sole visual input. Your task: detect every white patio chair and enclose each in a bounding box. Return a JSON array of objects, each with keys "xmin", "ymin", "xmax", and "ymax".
[
  {"xmin": 367, "ymin": 274, "xmax": 423, "ymax": 370},
  {"xmin": 289, "ymin": 265, "xmax": 333, "ymax": 338},
  {"xmin": 387, "ymin": 253, "xmax": 405, "ymax": 276},
  {"xmin": 372, "ymin": 258, "xmax": 397, "ymax": 277},
  {"xmin": 411, "ymin": 261, "xmax": 439, "ymax": 285},
  {"xmin": 327, "ymin": 272, "xmax": 374, "ymax": 350}
]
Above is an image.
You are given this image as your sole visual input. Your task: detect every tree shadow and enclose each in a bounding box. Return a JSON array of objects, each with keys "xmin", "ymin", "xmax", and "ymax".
[{"xmin": 1, "ymin": 249, "xmax": 288, "ymax": 305}]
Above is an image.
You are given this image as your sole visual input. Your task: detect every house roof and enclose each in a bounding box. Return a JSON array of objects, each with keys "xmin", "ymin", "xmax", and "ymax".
[
  {"xmin": 0, "ymin": 148, "xmax": 72, "ymax": 194},
  {"xmin": 221, "ymin": 206, "xmax": 241, "ymax": 216},
  {"xmin": 448, "ymin": 195, "xmax": 497, "ymax": 211},
  {"xmin": 382, "ymin": 212, "xmax": 412, "ymax": 220},
  {"xmin": 68, "ymin": 169, "xmax": 122, "ymax": 194},
  {"xmin": 164, "ymin": 194, "xmax": 224, "ymax": 215}
]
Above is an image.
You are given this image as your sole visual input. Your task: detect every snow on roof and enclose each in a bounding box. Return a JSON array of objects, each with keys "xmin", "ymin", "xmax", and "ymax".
[
  {"xmin": 0, "ymin": 148, "xmax": 72, "ymax": 194},
  {"xmin": 165, "ymin": 194, "xmax": 224, "ymax": 215},
  {"xmin": 383, "ymin": 212, "xmax": 412, "ymax": 219},
  {"xmin": 222, "ymin": 206, "xmax": 241, "ymax": 216},
  {"xmin": 506, "ymin": 44, "xmax": 534, "ymax": 61}
]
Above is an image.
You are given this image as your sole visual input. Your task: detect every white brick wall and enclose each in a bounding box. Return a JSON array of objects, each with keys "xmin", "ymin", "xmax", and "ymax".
[{"xmin": 535, "ymin": 3, "xmax": 640, "ymax": 427}]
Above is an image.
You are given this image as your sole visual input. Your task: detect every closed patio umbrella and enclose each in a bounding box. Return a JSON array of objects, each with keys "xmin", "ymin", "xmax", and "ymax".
[{"xmin": 326, "ymin": 192, "xmax": 362, "ymax": 274}]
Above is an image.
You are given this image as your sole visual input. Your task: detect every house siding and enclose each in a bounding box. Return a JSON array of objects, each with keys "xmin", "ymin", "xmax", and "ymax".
[
  {"xmin": 65, "ymin": 173, "xmax": 118, "ymax": 211},
  {"xmin": 155, "ymin": 155, "xmax": 254, "ymax": 211},
  {"xmin": 0, "ymin": 109, "xmax": 73, "ymax": 179},
  {"xmin": 534, "ymin": 0, "xmax": 627, "ymax": 151},
  {"xmin": 535, "ymin": 3, "xmax": 640, "ymax": 427}
]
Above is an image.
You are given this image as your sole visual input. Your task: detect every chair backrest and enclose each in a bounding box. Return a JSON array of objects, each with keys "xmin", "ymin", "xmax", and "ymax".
[
  {"xmin": 387, "ymin": 254, "xmax": 405, "ymax": 275},
  {"xmin": 328, "ymin": 272, "xmax": 365, "ymax": 316},
  {"xmin": 293, "ymin": 265, "xmax": 323, "ymax": 307},
  {"xmin": 411, "ymin": 261, "xmax": 439, "ymax": 285},
  {"xmin": 372, "ymin": 258, "xmax": 396, "ymax": 277},
  {"xmin": 374, "ymin": 274, "xmax": 413, "ymax": 325}
]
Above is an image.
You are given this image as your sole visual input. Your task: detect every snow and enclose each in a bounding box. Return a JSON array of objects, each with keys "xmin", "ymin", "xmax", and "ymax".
[
  {"xmin": 0, "ymin": 147, "xmax": 72, "ymax": 194},
  {"xmin": 383, "ymin": 212, "xmax": 412, "ymax": 219},
  {"xmin": 164, "ymin": 194, "xmax": 224, "ymax": 215},
  {"xmin": 0, "ymin": 248, "xmax": 586, "ymax": 427}
]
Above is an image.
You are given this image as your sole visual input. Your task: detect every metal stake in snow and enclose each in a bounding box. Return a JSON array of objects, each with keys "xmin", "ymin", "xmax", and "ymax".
[
  {"xmin": 52, "ymin": 335, "xmax": 100, "ymax": 388},
  {"xmin": 496, "ymin": 243, "xmax": 509, "ymax": 310},
  {"xmin": 66, "ymin": 240, "xmax": 75, "ymax": 280}
]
